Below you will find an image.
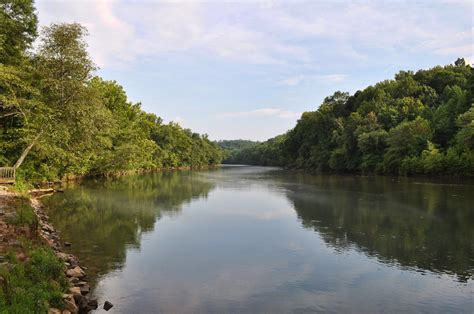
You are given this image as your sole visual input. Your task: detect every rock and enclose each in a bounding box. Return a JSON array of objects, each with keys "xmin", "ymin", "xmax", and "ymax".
[
  {"xmin": 103, "ymin": 301, "xmax": 113, "ymax": 311},
  {"xmin": 42, "ymin": 224, "xmax": 54, "ymax": 232},
  {"xmin": 4, "ymin": 212, "xmax": 17, "ymax": 221},
  {"xmin": 66, "ymin": 266, "xmax": 85, "ymax": 279},
  {"xmin": 62, "ymin": 310, "xmax": 71, "ymax": 314},
  {"xmin": 67, "ymin": 255, "xmax": 80, "ymax": 268},
  {"xmin": 72, "ymin": 292, "xmax": 83, "ymax": 305},
  {"xmin": 64, "ymin": 241, "xmax": 71, "ymax": 247},
  {"xmin": 69, "ymin": 287, "xmax": 81, "ymax": 295},
  {"xmin": 48, "ymin": 308, "xmax": 61, "ymax": 314},
  {"xmin": 80, "ymin": 284, "xmax": 90, "ymax": 295},
  {"xmin": 64, "ymin": 297, "xmax": 78, "ymax": 313},
  {"xmin": 79, "ymin": 299, "xmax": 98, "ymax": 312},
  {"xmin": 16, "ymin": 252, "xmax": 27, "ymax": 262},
  {"xmin": 87, "ymin": 299, "xmax": 98, "ymax": 310},
  {"xmin": 9, "ymin": 239, "xmax": 20, "ymax": 246},
  {"xmin": 74, "ymin": 280, "xmax": 87, "ymax": 287},
  {"xmin": 69, "ymin": 277, "xmax": 80, "ymax": 284},
  {"xmin": 56, "ymin": 252, "xmax": 69, "ymax": 261}
]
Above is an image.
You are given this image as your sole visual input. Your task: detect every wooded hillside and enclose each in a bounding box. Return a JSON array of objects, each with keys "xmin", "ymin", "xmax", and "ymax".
[
  {"xmin": 229, "ymin": 60, "xmax": 474, "ymax": 176},
  {"xmin": 0, "ymin": 1, "xmax": 223, "ymax": 182}
]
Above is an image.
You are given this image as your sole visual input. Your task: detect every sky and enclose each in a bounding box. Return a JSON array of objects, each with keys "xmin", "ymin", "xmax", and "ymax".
[{"xmin": 36, "ymin": 0, "xmax": 473, "ymax": 141}]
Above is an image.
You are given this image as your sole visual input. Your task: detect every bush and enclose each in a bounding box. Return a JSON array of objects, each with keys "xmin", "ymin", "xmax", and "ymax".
[{"xmin": 420, "ymin": 142, "xmax": 445, "ymax": 174}]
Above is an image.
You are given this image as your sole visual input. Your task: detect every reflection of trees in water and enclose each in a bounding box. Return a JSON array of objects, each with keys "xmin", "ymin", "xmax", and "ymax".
[
  {"xmin": 283, "ymin": 174, "xmax": 474, "ymax": 282},
  {"xmin": 42, "ymin": 168, "xmax": 474, "ymax": 286},
  {"xmin": 43, "ymin": 171, "xmax": 215, "ymax": 285}
]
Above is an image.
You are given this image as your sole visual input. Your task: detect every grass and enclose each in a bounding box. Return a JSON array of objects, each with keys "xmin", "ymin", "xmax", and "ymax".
[
  {"xmin": 9, "ymin": 177, "xmax": 32, "ymax": 196},
  {"xmin": 0, "ymin": 246, "xmax": 68, "ymax": 313},
  {"xmin": 0, "ymin": 195, "xmax": 68, "ymax": 313},
  {"xmin": 5, "ymin": 199, "xmax": 39, "ymax": 237}
]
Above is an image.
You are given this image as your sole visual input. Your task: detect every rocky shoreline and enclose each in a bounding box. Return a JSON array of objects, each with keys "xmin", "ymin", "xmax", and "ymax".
[
  {"xmin": 0, "ymin": 187, "xmax": 111, "ymax": 313},
  {"xmin": 30, "ymin": 194, "xmax": 101, "ymax": 314}
]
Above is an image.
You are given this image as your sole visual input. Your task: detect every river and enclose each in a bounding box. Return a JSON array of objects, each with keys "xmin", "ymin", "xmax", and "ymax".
[{"xmin": 43, "ymin": 166, "xmax": 474, "ymax": 313}]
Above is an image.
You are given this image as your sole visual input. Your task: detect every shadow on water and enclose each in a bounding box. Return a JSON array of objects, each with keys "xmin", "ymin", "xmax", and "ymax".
[{"xmin": 43, "ymin": 170, "xmax": 216, "ymax": 286}]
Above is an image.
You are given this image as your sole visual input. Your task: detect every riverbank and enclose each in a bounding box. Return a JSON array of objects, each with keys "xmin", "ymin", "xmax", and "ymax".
[
  {"xmin": 27, "ymin": 164, "xmax": 222, "ymax": 189},
  {"xmin": 0, "ymin": 187, "xmax": 101, "ymax": 313}
]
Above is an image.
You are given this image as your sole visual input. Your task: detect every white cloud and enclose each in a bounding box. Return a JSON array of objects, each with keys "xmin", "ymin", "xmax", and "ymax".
[
  {"xmin": 279, "ymin": 76, "xmax": 306, "ymax": 86},
  {"xmin": 36, "ymin": 0, "xmax": 308, "ymax": 67},
  {"xmin": 279, "ymin": 74, "xmax": 348, "ymax": 86},
  {"xmin": 36, "ymin": 0, "xmax": 471, "ymax": 69},
  {"xmin": 217, "ymin": 108, "xmax": 301, "ymax": 119},
  {"xmin": 319, "ymin": 74, "xmax": 348, "ymax": 83}
]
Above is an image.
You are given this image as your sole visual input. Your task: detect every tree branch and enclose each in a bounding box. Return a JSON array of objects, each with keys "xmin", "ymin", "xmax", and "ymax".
[{"xmin": 14, "ymin": 132, "xmax": 42, "ymax": 169}]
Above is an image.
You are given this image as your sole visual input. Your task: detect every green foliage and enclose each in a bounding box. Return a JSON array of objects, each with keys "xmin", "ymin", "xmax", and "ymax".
[
  {"xmin": 384, "ymin": 117, "xmax": 432, "ymax": 173},
  {"xmin": 8, "ymin": 201, "xmax": 35, "ymax": 225},
  {"xmin": 233, "ymin": 60, "xmax": 474, "ymax": 176},
  {"xmin": 220, "ymin": 135, "xmax": 287, "ymax": 166},
  {"xmin": 0, "ymin": 4, "xmax": 223, "ymax": 182},
  {"xmin": 0, "ymin": 247, "xmax": 68, "ymax": 313},
  {"xmin": 0, "ymin": 0, "xmax": 37, "ymax": 65},
  {"xmin": 10, "ymin": 177, "xmax": 32, "ymax": 194},
  {"xmin": 216, "ymin": 140, "xmax": 259, "ymax": 163},
  {"xmin": 455, "ymin": 104, "xmax": 474, "ymax": 150}
]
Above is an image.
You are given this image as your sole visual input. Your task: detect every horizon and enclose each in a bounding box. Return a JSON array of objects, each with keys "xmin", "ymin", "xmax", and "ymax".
[{"xmin": 36, "ymin": 0, "xmax": 472, "ymax": 141}]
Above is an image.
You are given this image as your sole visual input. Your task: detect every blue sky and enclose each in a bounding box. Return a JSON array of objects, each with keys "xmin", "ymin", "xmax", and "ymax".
[{"xmin": 36, "ymin": 0, "xmax": 472, "ymax": 141}]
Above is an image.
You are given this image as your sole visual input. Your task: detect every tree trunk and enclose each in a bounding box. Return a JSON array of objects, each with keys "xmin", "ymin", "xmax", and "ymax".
[{"xmin": 14, "ymin": 133, "xmax": 41, "ymax": 169}]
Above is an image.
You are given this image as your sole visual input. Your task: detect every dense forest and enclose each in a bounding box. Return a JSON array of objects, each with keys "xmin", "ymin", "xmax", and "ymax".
[
  {"xmin": 216, "ymin": 140, "xmax": 258, "ymax": 164},
  {"xmin": 0, "ymin": 1, "xmax": 223, "ymax": 183},
  {"xmin": 2, "ymin": 2, "xmax": 472, "ymax": 182},
  {"xmin": 227, "ymin": 59, "xmax": 474, "ymax": 176}
]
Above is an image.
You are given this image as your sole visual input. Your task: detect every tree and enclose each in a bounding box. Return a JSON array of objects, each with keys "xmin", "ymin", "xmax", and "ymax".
[
  {"xmin": 0, "ymin": 0, "xmax": 42, "ymax": 169},
  {"xmin": 384, "ymin": 117, "xmax": 432, "ymax": 173},
  {"xmin": 0, "ymin": 0, "xmax": 38, "ymax": 64},
  {"xmin": 456, "ymin": 104, "xmax": 474, "ymax": 150},
  {"xmin": 89, "ymin": 77, "xmax": 158, "ymax": 173},
  {"xmin": 0, "ymin": 64, "xmax": 47, "ymax": 167},
  {"xmin": 454, "ymin": 58, "xmax": 466, "ymax": 67},
  {"xmin": 229, "ymin": 62, "xmax": 473, "ymax": 177},
  {"xmin": 432, "ymin": 85, "xmax": 469, "ymax": 149},
  {"xmin": 33, "ymin": 23, "xmax": 111, "ymax": 177},
  {"xmin": 0, "ymin": 3, "xmax": 223, "ymax": 182}
]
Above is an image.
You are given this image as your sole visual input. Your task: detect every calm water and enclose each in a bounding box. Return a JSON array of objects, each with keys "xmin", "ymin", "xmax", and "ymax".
[{"xmin": 43, "ymin": 166, "xmax": 474, "ymax": 313}]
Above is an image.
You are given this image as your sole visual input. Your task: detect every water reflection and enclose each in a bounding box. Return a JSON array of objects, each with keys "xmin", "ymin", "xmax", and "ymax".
[
  {"xmin": 43, "ymin": 171, "xmax": 215, "ymax": 285},
  {"xmin": 277, "ymin": 174, "xmax": 474, "ymax": 282},
  {"xmin": 43, "ymin": 167, "xmax": 474, "ymax": 312}
]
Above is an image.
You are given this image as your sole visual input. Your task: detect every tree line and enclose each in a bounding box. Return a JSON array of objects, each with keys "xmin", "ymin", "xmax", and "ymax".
[
  {"xmin": 0, "ymin": 1, "xmax": 223, "ymax": 183},
  {"xmin": 222, "ymin": 59, "xmax": 474, "ymax": 176},
  {"xmin": 216, "ymin": 139, "xmax": 259, "ymax": 164}
]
